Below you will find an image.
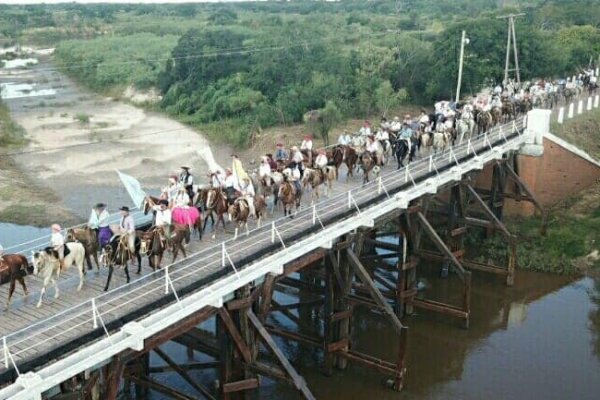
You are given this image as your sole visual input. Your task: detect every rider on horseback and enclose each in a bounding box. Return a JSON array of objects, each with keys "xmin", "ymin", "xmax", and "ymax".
[
  {"xmin": 152, "ymin": 199, "xmax": 172, "ymax": 245},
  {"xmin": 375, "ymin": 127, "xmax": 390, "ymax": 153},
  {"xmin": 275, "ymin": 143, "xmax": 289, "ymax": 162},
  {"xmin": 50, "ymin": 224, "xmax": 65, "ymax": 270},
  {"xmin": 179, "ymin": 166, "xmax": 194, "ymax": 199},
  {"xmin": 238, "ymin": 177, "xmax": 256, "ymax": 219},
  {"xmin": 88, "ymin": 203, "xmax": 111, "ymax": 248},
  {"xmin": 116, "ymin": 207, "xmax": 136, "ymax": 263},
  {"xmin": 224, "ymin": 168, "xmax": 239, "ymax": 205}
]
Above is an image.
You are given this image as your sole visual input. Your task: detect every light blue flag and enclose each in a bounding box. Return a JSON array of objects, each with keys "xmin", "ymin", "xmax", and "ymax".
[{"xmin": 116, "ymin": 170, "xmax": 147, "ymax": 209}]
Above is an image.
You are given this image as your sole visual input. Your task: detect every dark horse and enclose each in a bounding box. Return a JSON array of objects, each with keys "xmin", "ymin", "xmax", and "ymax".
[
  {"xmin": 138, "ymin": 225, "xmax": 189, "ymax": 270},
  {"xmin": 101, "ymin": 235, "xmax": 142, "ymax": 291},
  {"xmin": 392, "ymin": 137, "xmax": 417, "ymax": 169},
  {"xmin": 1, "ymin": 254, "xmax": 33, "ymax": 309}
]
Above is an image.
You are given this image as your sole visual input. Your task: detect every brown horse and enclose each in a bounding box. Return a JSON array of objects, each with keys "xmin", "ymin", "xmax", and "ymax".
[
  {"xmin": 0, "ymin": 254, "xmax": 32, "ymax": 309},
  {"xmin": 359, "ymin": 151, "xmax": 375, "ymax": 184},
  {"xmin": 475, "ymin": 110, "xmax": 493, "ymax": 136},
  {"xmin": 204, "ymin": 188, "xmax": 229, "ymax": 239},
  {"xmin": 169, "ymin": 224, "xmax": 189, "ymax": 263},
  {"xmin": 491, "ymin": 107, "xmax": 503, "ymax": 126},
  {"xmin": 301, "ymin": 149, "xmax": 318, "ymax": 168},
  {"xmin": 66, "ymin": 227, "xmax": 99, "ymax": 271},
  {"xmin": 137, "ymin": 228, "xmax": 165, "ymax": 271},
  {"xmin": 342, "ymin": 146, "xmax": 358, "ymax": 182},
  {"xmin": 278, "ymin": 181, "xmax": 302, "ymax": 217},
  {"xmin": 328, "ymin": 146, "xmax": 344, "ymax": 178},
  {"xmin": 227, "ymin": 195, "xmax": 267, "ymax": 240},
  {"xmin": 302, "ymin": 167, "xmax": 336, "ymax": 200}
]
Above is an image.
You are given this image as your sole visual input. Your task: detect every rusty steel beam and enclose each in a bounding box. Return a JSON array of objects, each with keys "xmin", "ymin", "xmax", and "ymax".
[
  {"xmin": 153, "ymin": 347, "xmax": 216, "ymax": 400},
  {"xmin": 247, "ymin": 310, "xmax": 316, "ymax": 400}
]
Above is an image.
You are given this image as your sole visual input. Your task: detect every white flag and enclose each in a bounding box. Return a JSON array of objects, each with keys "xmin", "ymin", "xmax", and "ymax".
[{"xmin": 117, "ymin": 170, "xmax": 146, "ymax": 209}]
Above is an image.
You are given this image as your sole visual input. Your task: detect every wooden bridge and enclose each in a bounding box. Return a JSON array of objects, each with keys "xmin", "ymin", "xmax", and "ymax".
[{"xmin": 0, "ymin": 114, "xmax": 547, "ymax": 400}]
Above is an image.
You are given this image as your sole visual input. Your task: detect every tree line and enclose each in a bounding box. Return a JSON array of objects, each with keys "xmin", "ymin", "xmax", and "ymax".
[{"xmin": 2, "ymin": 0, "xmax": 599, "ymax": 147}]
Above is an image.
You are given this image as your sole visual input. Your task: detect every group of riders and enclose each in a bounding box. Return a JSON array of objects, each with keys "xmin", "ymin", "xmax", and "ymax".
[{"xmin": 2, "ymin": 68, "xmax": 597, "ymax": 280}]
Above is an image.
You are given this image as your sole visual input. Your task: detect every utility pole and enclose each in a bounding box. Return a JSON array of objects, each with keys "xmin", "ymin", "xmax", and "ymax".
[
  {"xmin": 455, "ymin": 30, "xmax": 469, "ymax": 103},
  {"xmin": 497, "ymin": 13, "xmax": 525, "ymax": 85}
]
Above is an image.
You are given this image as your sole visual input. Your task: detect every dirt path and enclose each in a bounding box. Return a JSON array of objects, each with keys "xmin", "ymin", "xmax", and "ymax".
[{"xmin": 0, "ymin": 53, "xmax": 231, "ymax": 221}]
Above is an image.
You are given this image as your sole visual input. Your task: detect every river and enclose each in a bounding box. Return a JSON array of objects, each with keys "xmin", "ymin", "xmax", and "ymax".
[{"xmin": 3, "ymin": 220, "xmax": 597, "ymax": 399}]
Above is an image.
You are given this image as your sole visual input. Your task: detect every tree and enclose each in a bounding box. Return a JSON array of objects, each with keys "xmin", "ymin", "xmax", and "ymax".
[
  {"xmin": 375, "ymin": 81, "xmax": 409, "ymax": 117},
  {"xmin": 303, "ymin": 100, "xmax": 342, "ymax": 146}
]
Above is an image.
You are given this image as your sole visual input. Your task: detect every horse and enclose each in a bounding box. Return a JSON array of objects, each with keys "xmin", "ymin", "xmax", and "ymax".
[
  {"xmin": 302, "ymin": 167, "xmax": 336, "ymax": 200},
  {"xmin": 342, "ymin": 146, "xmax": 358, "ymax": 182},
  {"xmin": 66, "ymin": 227, "xmax": 99, "ymax": 271},
  {"xmin": 475, "ymin": 109, "xmax": 493, "ymax": 135},
  {"xmin": 329, "ymin": 146, "xmax": 345, "ymax": 178},
  {"xmin": 491, "ymin": 107, "xmax": 503, "ymax": 126},
  {"xmin": 0, "ymin": 254, "xmax": 32, "ymax": 309},
  {"xmin": 145, "ymin": 196, "xmax": 203, "ymax": 241},
  {"xmin": 228, "ymin": 195, "xmax": 267, "ymax": 240},
  {"xmin": 456, "ymin": 119, "xmax": 472, "ymax": 144},
  {"xmin": 501, "ymin": 101, "xmax": 515, "ymax": 123},
  {"xmin": 393, "ymin": 138, "xmax": 417, "ymax": 168},
  {"xmin": 101, "ymin": 235, "xmax": 142, "ymax": 292},
  {"xmin": 301, "ymin": 149, "xmax": 318, "ymax": 168},
  {"xmin": 32, "ymin": 242, "xmax": 86, "ymax": 307},
  {"xmin": 204, "ymin": 188, "xmax": 229, "ymax": 239},
  {"xmin": 137, "ymin": 228, "xmax": 166, "ymax": 271},
  {"xmin": 432, "ymin": 131, "xmax": 450, "ymax": 154},
  {"xmin": 278, "ymin": 180, "xmax": 302, "ymax": 217},
  {"xmin": 359, "ymin": 151, "xmax": 375, "ymax": 184}
]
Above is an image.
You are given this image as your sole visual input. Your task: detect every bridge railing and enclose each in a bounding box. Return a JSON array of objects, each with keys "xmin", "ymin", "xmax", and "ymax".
[{"xmin": 0, "ymin": 115, "xmax": 527, "ymax": 378}]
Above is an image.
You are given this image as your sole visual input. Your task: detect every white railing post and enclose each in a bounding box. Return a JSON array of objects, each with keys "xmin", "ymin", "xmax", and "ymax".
[
  {"xmin": 404, "ymin": 164, "xmax": 409, "ymax": 183},
  {"xmin": 221, "ymin": 242, "xmax": 226, "ymax": 267},
  {"xmin": 91, "ymin": 299, "xmax": 98, "ymax": 329},
  {"xmin": 568, "ymin": 103, "xmax": 574, "ymax": 119},
  {"xmin": 577, "ymin": 100, "xmax": 583, "ymax": 115},
  {"xmin": 428, "ymin": 154, "xmax": 433, "ymax": 172},
  {"xmin": 557, "ymin": 107, "xmax": 564, "ymax": 124},
  {"xmin": 587, "ymin": 97, "xmax": 593, "ymax": 111},
  {"xmin": 347, "ymin": 190, "xmax": 352, "ymax": 209},
  {"xmin": 3, "ymin": 336, "xmax": 7, "ymax": 369},
  {"xmin": 164, "ymin": 265, "xmax": 170, "ymax": 295},
  {"xmin": 377, "ymin": 176, "xmax": 382, "ymax": 194},
  {"xmin": 595, "ymin": 95, "xmax": 599, "ymax": 109},
  {"xmin": 271, "ymin": 221, "xmax": 275, "ymax": 243}
]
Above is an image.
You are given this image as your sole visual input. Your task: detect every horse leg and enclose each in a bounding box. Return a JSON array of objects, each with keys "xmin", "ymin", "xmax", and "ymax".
[
  {"xmin": 37, "ymin": 282, "xmax": 47, "ymax": 308},
  {"xmin": 6, "ymin": 276, "xmax": 16, "ymax": 310},
  {"xmin": 124, "ymin": 264, "xmax": 130, "ymax": 284},
  {"xmin": 85, "ymin": 253, "xmax": 93, "ymax": 271},
  {"xmin": 245, "ymin": 222, "xmax": 250, "ymax": 237},
  {"xmin": 53, "ymin": 277, "xmax": 59, "ymax": 299},
  {"xmin": 77, "ymin": 264, "xmax": 84, "ymax": 291},
  {"xmin": 104, "ymin": 266, "xmax": 113, "ymax": 292}
]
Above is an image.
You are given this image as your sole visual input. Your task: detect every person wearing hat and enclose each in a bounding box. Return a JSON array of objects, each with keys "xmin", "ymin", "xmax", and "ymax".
[
  {"xmin": 314, "ymin": 148, "xmax": 328, "ymax": 170},
  {"xmin": 117, "ymin": 206, "xmax": 136, "ymax": 259},
  {"xmin": 210, "ymin": 169, "xmax": 223, "ymax": 188},
  {"xmin": 179, "ymin": 166, "xmax": 194, "ymax": 199},
  {"xmin": 231, "ymin": 154, "xmax": 249, "ymax": 188},
  {"xmin": 50, "ymin": 224, "xmax": 65, "ymax": 270},
  {"xmin": 300, "ymin": 134, "xmax": 313, "ymax": 165},
  {"xmin": 224, "ymin": 168, "xmax": 239, "ymax": 205},
  {"xmin": 374, "ymin": 126, "xmax": 390, "ymax": 153},
  {"xmin": 289, "ymin": 145, "xmax": 305, "ymax": 178},
  {"xmin": 238, "ymin": 177, "xmax": 256, "ymax": 218},
  {"xmin": 259, "ymin": 156, "xmax": 272, "ymax": 186},
  {"xmin": 274, "ymin": 143, "xmax": 289, "ymax": 162},
  {"xmin": 390, "ymin": 116, "xmax": 402, "ymax": 133},
  {"xmin": 359, "ymin": 120, "xmax": 371, "ymax": 137},
  {"xmin": 88, "ymin": 203, "xmax": 111, "ymax": 248},
  {"xmin": 151, "ymin": 199, "xmax": 172, "ymax": 243},
  {"xmin": 162, "ymin": 175, "xmax": 179, "ymax": 205}
]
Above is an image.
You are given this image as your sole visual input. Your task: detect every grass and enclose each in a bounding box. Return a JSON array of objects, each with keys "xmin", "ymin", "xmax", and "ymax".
[
  {"xmin": 551, "ymin": 107, "xmax": 600, "ymax": 160},
  {"xmin": 0, "ymin": 101, "xmax": 27, "ymax": 147},
  {"xmin": 74, "ymin": 112, "xmax": 91, "ymax": 124}
]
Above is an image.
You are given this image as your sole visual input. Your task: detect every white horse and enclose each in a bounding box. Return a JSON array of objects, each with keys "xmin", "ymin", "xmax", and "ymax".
[
  {"xmin": 432, "ymin": 131, "xmax": 450, "ymax": 154},
  {"xmin": 32, "ymin": 242, "xmax": 86, "ymax": 308}
]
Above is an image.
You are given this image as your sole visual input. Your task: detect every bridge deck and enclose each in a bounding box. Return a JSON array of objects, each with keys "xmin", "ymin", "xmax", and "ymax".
[{"xmin": 0, "ymin": 117, "xmax": 527, "ymax": 389}]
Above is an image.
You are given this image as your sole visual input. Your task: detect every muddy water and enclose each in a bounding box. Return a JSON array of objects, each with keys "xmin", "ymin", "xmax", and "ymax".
[{"xmin": 1, "ymin": 222, "xmax": 599, "ymax": 398}]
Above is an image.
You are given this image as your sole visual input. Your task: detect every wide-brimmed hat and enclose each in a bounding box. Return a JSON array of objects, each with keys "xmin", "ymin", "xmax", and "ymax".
[
  {"xmin": 158, "ymin": 199, "xmax": 169, "ymax": 206},
  {"xmin": 95, "ymin": 202, "xmax": 106, "ymax": 209},
  {"xmin": 291, "ymin": 145, "xmax": 298, "ymax": 151},
  {"xmin": 276, "ymin": 142, "xmax": 283, "ymax": 147},
  {"xmin": 51, "ymin": 224, "xmax": 61, "ymax": 232},
  {"xmin": 119, "ymin": 206, "xmax": 130, "ymax": 212},
  {"xmin": 225, "ymin": 168, "xmax": 232, "ymax": 175},
  {"xmin": 303, "ymin": 134, "xmax": 312, "ymax": 139},
  {"xmin": 169, "ymin": 175, "xmax": 177, "ymax": 182},
  {"xmin": 180, "ymin": 166, "xmax": 191, "ymax": 170},
  {"xmin": 393, "ymin": 116, "xmax": 400, "ymax": 121}
]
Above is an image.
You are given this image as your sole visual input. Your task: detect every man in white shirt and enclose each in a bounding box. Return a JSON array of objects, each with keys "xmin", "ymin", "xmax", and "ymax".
[
  {"xmin": 359, "ymin": 121, "xmax": 371, "ymax": 137},
  {"xmin": 152, "ymin": 199, "xmax": 172, "ymax": 242},
  {"xmin": 50, "ymin": 224, "xmax": 65, "ymax": 270},
  {"xmin": 118, "ymin": 206, "xmax": 136, "ymax": 259},
  {"xmin": 258, "ymin": 156, "xmax": 272, "ymax": 186},
  {"xmin": 390, "ymin": 117, "xmax": 402, "ymax": 133},
  {"xmin": 300, "ymin": 135, "xmax": 313, "ymax": 151},
  {"xmin": 374, "ymin": 128, "xmax": 390, "ymax": 152},
  {"xmin": 89, "ymin": 203, "xmax": 112, "ymax": 248},
  {"xmin": 290, "ymin": 146, "xmax": 304, "ymax": 177},
  {"xmin": 238, "ymin": 178, "xmax": 256, "ymax": 218},
  {"xmin": 338, "ymin": 131, "xmax": 352, "ymax": 146},
  {"xmin": 314, "ymin": 149, "xmax": 328, "ymax": 170},
  {"xmin": 210, "ymin": 170, "xmax": 223, "ymax": 188},
  {"xmin": 224, "ymin": 168, "xmax": 239, "ymax": 204}
]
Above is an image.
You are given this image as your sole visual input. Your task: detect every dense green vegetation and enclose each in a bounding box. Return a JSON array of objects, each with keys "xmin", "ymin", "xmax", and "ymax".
[
  {"xmin": 2, "ymin": 0, "xmax": 599, "ymax": 146},
  {"xmin": 0, "ymin": 102, "xmax": 26, "ymax": 147}
]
